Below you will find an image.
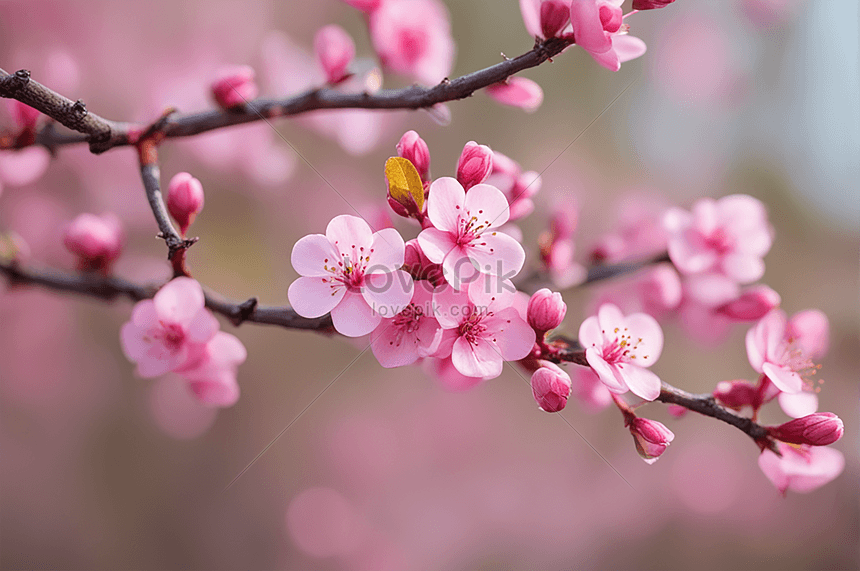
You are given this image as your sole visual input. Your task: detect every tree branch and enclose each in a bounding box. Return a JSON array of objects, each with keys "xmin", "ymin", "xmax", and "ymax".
[
  {"xmin": 1, "ymin": 37, "xmax": 572, "ymax": 154},
  {"xmin": 0, "ymin": 260, "xmax": 334, "ymax": 332}
]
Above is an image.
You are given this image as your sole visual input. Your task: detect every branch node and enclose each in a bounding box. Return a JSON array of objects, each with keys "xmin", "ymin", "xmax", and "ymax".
[
  {"xmin": 13, "ymin": 69, "xmax": 31, "ymax": 87},
  {"xmin": 235, "ymin": 297, "xmax": 259, "ymax": 325},
  {"xmin": 72, "ymin": 99, "xmax": 88, "ymax": 117}
]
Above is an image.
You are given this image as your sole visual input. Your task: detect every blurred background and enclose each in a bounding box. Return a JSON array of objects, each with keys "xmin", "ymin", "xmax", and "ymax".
[{"xmin": 1, "ymin": 1, "xmax": 857, "ymax": 569}]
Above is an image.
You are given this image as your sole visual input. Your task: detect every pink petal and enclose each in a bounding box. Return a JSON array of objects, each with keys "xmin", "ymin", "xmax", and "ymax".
[
  {"xmin": 758, "ymin": 449, "xmax": 791, "ymax": 494},
  {"xmin": 362, "ymin": 270, "xmax": 414, "ymax": 318},
  {"xmin": 288, "ymin": 276, "xmax": 345, "ymax": 318},
  {"xmin": 617, "ymin": 364, "xmax": 661, "ymax": 401},
  {"xmin": 684, "ymin": 273, "xmax": 740, "ymax": 307},
  {"xmin": 788, "ymin": 309, "xmax": 829, "ymax": 359},
  {"xmin": 745, "ymin": 323, "xmax": 766, "ymax": 373},
  {"xmin": 613, "ymin": 34, "xmax": 647, "ymax": 63},
  {"xmin": 433, "ymin": 284, "xmax": 472, "ymax": 329},
  {"xmin": 486, "ymin": 77, "xmax": 544, "ymax": 112},
  {"xmin": 442, "ymin": 246, "xmax": 479, "ymax": 290},
  {"xmin": 519, "ymin": 0, "xmax": 543, "ymax": 38},
  {"xmin": 154, "ymin": 277, "xmax": 205, "ymax": 324},
  {"xmin": 762, "ymin": 362, "xmax": 803, "ymax": 393},
  {"xmin": 467, "ymin": 274, "xmax": 517, "ymax": 312},
  {"xmin": 484, "ymin": 307, "xmax": 535, "ymax": 361},
  {"xmin": 326, "ymin": 215, "xmax": 373, "ymax": 258},
  {"xmin": 131, "ymin": 300, "xmax": 159, "ymax": 329},
  {"xmin": 366, "ymin": 228, "xmax": 405, "ymax": 272},
  {"xmin": 0, "ymin": 147, "xmax": 50, "ymax": 186},
  {"xmin": 624, "ymin": 312, "xmax": 664, "ymax": 365},
  {"xmin": 427, "ymin": 177, "xmax": 465, "ymax": 233},
  {"xmin": 467, "ymin": 231, "xmax": 525, "ymax": 281},
  {"xmin": 585, "ymin": 348, "xmax": 628, "ymax": 393},
  {"xmin": 721, "ymin": 252, "xmax": 765, "ymax": 284},
  {"xmin": 464, "ymin": 183, "xmax": 510, "ymax": 229},
  {"xmin": 597, "ymin": 303, "xmax": 626, "ymax": 339},
  {"xmin": 452, "ymin": 337, "xmax": 503, "ymax": 378},
  {"xmin": 578, "ymin": 315, "xmax": 602, "ymax": 349},
  {"xmin": 417, "ymin": 226, "xmax": 457, "ymax": 264},
  {"xmin": 188, "ymin": 376, "xmax": 240, "ymax": 407},
  {"xmin": 784, "ymin": 447, "xmax": 845, "ymax": 493},
  {"xmin": 415, "ymin": 316, "xmax": 444, "ymax": 356},
  {"xmin": 371, "ymin": 320, "xmax": 420, "ymax": 368},
  {"xmin": 669, "ymin": 229, "xmax": 717, "ymax": 274},
  {"xmin": 187, "ymin": 309, "xmax": 220, "ymax": 343},
  {"xmin": 588, "ymin": 44, "xmax": 621, "ymax": 71},
  {"xmin": 570, "ymin": 0, "xmax": 612, "ymax": 54},
  {"xmin": 331, "ymin": 290, "xmax": 382, "ymax": 337},
  {"xmin": 208, "ymin": 331, "xmax": 247, "ymax": 364},
  {"xmin": 778, "ymin": 391, "xmax": 819, "ymax": 418},
  {"xmin": 120, "ymin": 322, "xmax": 149, "ymax": 362},
  {"xmin": 761, "ymin": 309, "xmax": 788, "ymax": 362},
  {"xmin": 291, "ymin": 234, "xmax": 339, "ymax": 277}
]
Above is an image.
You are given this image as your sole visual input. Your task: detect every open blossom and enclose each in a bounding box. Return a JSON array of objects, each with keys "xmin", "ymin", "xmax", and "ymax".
[
  {"xmin": 288, "ymin": 215, "xmax": 413, "ymax": 337},
  {"xmin": 433, "ymin": 277, "xmax": 535, "ymax": 379},
  {"xmin": 62, "ymin": 212, "xmax": 124, "ymax": 273},
  {"xmin": 368, "ymin": 0, "xmax": 455, "ymax": 85},
  {"xmin": 485, "ymin": 77, "xmax": 544, "ymax": 113},
  {"xmin": 579, "ymin": 303, "xmax": 664, "ymax": 400},
  {"xmin": 417, "ymin": 177, "xmax": 525, "ymax": 289},
  {"xmin": 746, "ymin": 309, "xmax": 821, "ymax": 397},
  {"xmin": 180, "ymin": 331, "xmax": 247, "ymax": 407},
  {"xmin": 758, "ymin": 443, "xmax": 845, "ymax": 496},
  {"xmin": 370, "ymin": 282, "xmax": 442, "ymax": 368},
  {"xmin": 520, "ymin": 0, "xmax": 572, "ymax": 39},
  {"xmin": 664, "ymin": 194, "xmax": 774, "ymax": 287},
  {"xmin": 570, "ymin": 0, "xmax": 647, "ymax": 71},
  {"xmin": 314, "ymin": 25, "xmax": 355, "ymax": 84},
  {"xmin": 778, "ymin": 309, "xmax": 829, "ymax": 417}
]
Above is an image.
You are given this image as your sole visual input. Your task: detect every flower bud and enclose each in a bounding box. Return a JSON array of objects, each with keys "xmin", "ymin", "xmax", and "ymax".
[
  {"xmin": 62, "ymin": 213, "xmax": 124, "ymax": 273},
  {"xmin": 167, "ymin": 172, "xmax": 205, "ymax": 236},
  {"xmin": 314, "ymin": 25, "xmax": 355, "ymax": 84},
  {"xmin": 632, "ymin": 0, "xmax": 676, "ymax": 9},
  {"xmin": 527, "ymin": 288, "xmax": 567, "ymax": 333},
  {"xmin": 628, "ymin": 417, "xmax": 674, "ymax": 464},
  {"xmin": 341, "ymin": 0, "xmax": 381, "ymax": 12},
  {"xmin": 396, "ymin": 130, "xmax": 431, "ymax": 180},
  {"xmin": 712, "ymin": 379, "xmax": 758, "ymax": 409},
  {"xmin": 769, "ymin": 412, "xmax": 844, "ymax": 446},
  {"xmin": 211, "ymin": 65, "xmax": 258, "ymax": 109},
  {"xmin": 540, "ymin": 0, "xmax": 570, "ymax": 38},
  {"xmin": 531, "ymin": 363, "xmax": 572, "ymax": 412},
  {"xmin": 456, "ymin": 141, "xmax": 493, "ymax": 190},
  {"xmin": 716, "ymin": 285, "xmax": 781, "ymax": 321},
  {"xmin": 403, "ymin": 239, "xmax": 444, "ymax": 285}
]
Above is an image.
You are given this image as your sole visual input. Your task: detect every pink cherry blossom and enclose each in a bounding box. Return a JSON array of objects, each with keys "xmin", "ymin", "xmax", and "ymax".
[
  {"xmin": 527, "ymin": 288, "xmax": 567, "ymax": 333},
  {"xmin": 485, "ymin": 151, "xmax": 541, "ymax": 222},
  {"xmin": 578, "ymin": 303, "xmax": 664, "ymax": 400},
  {"xmin": 590, "ymin": 264, "xmax": 682, "ymax": 320},
  {"xmin": 433, "ymin": 277, "xmax": 535, "ymax": 379},
  {"xmin": 424, "ymin": 355, "xmax": 486, "ymax": 392},
  {"xmin": 179, "ymin": 331, "xmax": 247, "ymax": 407},
  {"xmin": 485, "ymin": 77, "xmax": 544, "ymax": 113},
  {"xmin": 569, "ymin": 0, "xmax": 647, "ymax": 71},
  {"xmin": 288, "ymin": 215, "xmax": 413, "ymax": 337},
  {"xmin": 368, "ymin": 0, "xmax": 455, "ymax": 86},
  {"xmin": 664, "ymin": 194, "xmax": 774, "ymax": 287},
  {"xmin": 520, "ymin": 0, "xmax": 572, "ymax": 39},
  {"xmin": 531, "ymin": 362, "xmax": 572, "ymax": 412},
  {"xmin": 370, "ymin": 282, "xmax": 443, "ymax": 368},
  {"xmin": 120, "ymin": 277, "xmax": 222, "ymax": 378},
  {"xmin": 211, "ymin": 65, "xmax": 258, "ymax": 109},
  {"xmin": 341, "ymin": 0, "xmax": 382, "ymax": 12},
  {"xmin": 777, "ymin": 309, "xmax": 829, "ymax": 417},
  {"xmin": 0, "ymin": 147, "xmax": 51, "ymax": 189},
  {"xmin": 417, "ymin": 177, "xmax": 525, "ymax": 289},
  {"xmin": 456, "ymin": 141, "xmax": 494, "ymax": 190},
  {"xmin": 746, "ymin": 309, "xmax": 821, "ymax": 396},
  {"xmin": 314, "ymin": 25, "xmax": 355, "ymax": 84},
  {"xmin": 590, "ymin": 191, "xmax": 670, "ymax": 263},
  {"xmin": 758, "ymin": 443, "xmax": 845, "ymax": 496}
]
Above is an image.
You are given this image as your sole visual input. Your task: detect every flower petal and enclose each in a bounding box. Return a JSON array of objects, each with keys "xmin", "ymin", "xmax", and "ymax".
[
  {"xmin": 613, "ymin": 34, "xmax": 647, "ymax": 63},
  {"xmin": 585, "ymin": 347, "xmax": 628, "ymax": 393},
  {"xmin": 154, "ymin": 277, "xmax": 205, "ymax": 324},
  {"xmin": 778, "ymin": 391, "xmax": 819, "ymax": 419},
  {"xmin": 570, "ymin": 0, "xmax": 612, "ymax": 54},
  {"xmin": 484, "ymin": 307, "xmax": 535, "ymax": 361},
  {"xmin": 578, "ymin": 315, "xmax": 602, "ymax": 349},
  {"xmin": 417, "ymin": 226, "xmax": 457, "ymax": 264},
  {"xmin": 288, "ymin": 276, "xmax": 345, "ymax": 318},
  {"xmin": 452, "ymin": 337, "xmax": 503, "ymax": 379},
  {"xmin": 464, "ymin": 183, "xmax": 510, "ymax": 229},
  {"xmin": 763, "ymin": 362, "xmax": 803, "ymax": 393},
  {"xmin": 187, "ymin": 309, "xmax": 220, "ymax": 343},
  {"xmin": 618, "ymin": 364, "xmax": 661, "ymax": 401},
  {"xmin": 624, "ymin": 312, "xmax": 663, "ymax": 366},
  {"xmin": 427, "ymin": 177, "xmax": 465, "ymax": 233},
  {"xmin": 371, "ymin": 319, "xmax": 420, "ymax": 368},
  {"xmin": 362, "ymin": 270, "xmax": 414, "ymax": 318},
  {"xmin": 291, "ymin": 234, "xmax": 339, "ymax": 277},
  {"xmin": 331, "ymin": 290, "xmax": 381, "ymax": 337},
  {"xmin": 326, "ymin": 214, "xmax": 373, "ymax": 258},
  {"xmin": 365, "ymin": 227, "xmax": 405, "ymax": 272},
  {"xmin": 433, "ymin": 283, "xmax": 472, "ymax": 329},
  {"xmin": 467, "ymin": 231, "xmax": 525, "ymax": 280}
]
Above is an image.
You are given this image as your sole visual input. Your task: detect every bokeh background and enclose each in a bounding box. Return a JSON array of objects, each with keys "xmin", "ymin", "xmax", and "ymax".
[{"xmin": 1, "ymin": 1, "xmax": 858, "ymax": 569}]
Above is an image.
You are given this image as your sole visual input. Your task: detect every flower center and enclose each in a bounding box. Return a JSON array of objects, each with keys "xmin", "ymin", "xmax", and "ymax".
[
  {"xmin": 704, "ymin": 228, "xmax": 734, "ymax": 255},
  {"xmin": 321, "ymin": 244, "xmax": 374, "ymax": 293},
  {"xmin": 458, "ymin": 309, "xmax": 491, "ymax": 346},
  {"xmin": 455, "ymin": 207, "xmax": 494, "ymax": 248},
  {"xmin": 780, "ymin": 337, "xmax": 823, "ymax": 393},
  {"xmin": 600, "ymin": 327, "xmax": 649, "ymax": 365},
  {"xmin": 388, "ymin": 303, "xmax": 424, "ymax": 347},
  {"xmin": 151, "ymin": 321, "xmax": 185, "ymax": 353}
]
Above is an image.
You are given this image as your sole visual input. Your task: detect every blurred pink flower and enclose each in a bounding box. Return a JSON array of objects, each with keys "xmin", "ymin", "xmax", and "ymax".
[
  {"xmin": 342, "ymin": 0, "xmax": 383, "ymax": 12},
  {"xmin": 776, "ymin": 309, "xmax": 829, "ymax": 417},
  {"xmin": 166, "ymin": 172, "xmax": 204, "ymax": 236},
  {"xmin": 664, "ymin": 194, "xmax": 773, "ymax": 286},
  {"xmin": 433, "ymin": 279, "xmax": 534, "ymax": 379},
  {"xmin": 486, "ymin": 77, "xmax": 545, "ymax": 113},
  {"xmin": 288, "ymin": 215, "xmax": 413, "ymax": 337},
  {"xmin": 569, "ymin": 0, "xmax": 647, "ymax": 71},
  {"xmin": 484, "ymin": 151, "xmax": 542, "ymax": 223},
  {"xmin": 590, "ymin": 191, "xmax": 670, "ymax": 263},
  {"xmin": 746, "ymin": 309, "xmax": 813, "ymax": 394},
  {"xmin": 315, "ymin": 24, "xmax": 356, "ymax": 84},
  {"xmin": 590, "ymin": 264, "xmax": 682, "ymax": 320},
  {"xmin": 286, "ymin": 487, "xmax": 365, "ymax": 558},
  {"xmin": 62, "ymin": 212, "xmax": 124, "ymax": 273},
  {"xmin": 179, "ymin": 331, "xmax": 246, "ymax": 407},
  {"xmin": 570, "ymin": 366, "xmax": 613, "ymax": 411},
  {"xmin": 456, "ymin": 141, "xmax": 494, "ymax": 190},
  {"xmin": 368, "ymin": 0, "xmax": 455, "ymax": 85},
  {"xmin": 520, "ymin": 0, "xmax": 572, "ymax": 39},
  {"xmin": 0, "ymin": 147, "xmax": 51, "ymax": 189},
  {"xmin": 120, "ymin": 277, "xmax": 221, "ymax": 378},
  {"xmin": 628, "ymin": 417, "xmax": 675, "ymax": 464},
  {"xmin": 370, "ymin": 282, "xmax": 443, "ymax": 367},
  {"xmin": 417, "ymin": 178, "xmax": 524, "ymax": 289},
  {"xmin": 758, "ymin": 443, "xmax": 844, "ymax": 496},
  {"xmin": 530, "ymin": 362, "xmax": 572, "ymax": 412},
  {"xmin": 210, "ymin": 64, "xmax": 258, "ymax": 109},
  {"xmin": 715, "ymin": 284, "xmax": 781, "ymax": 321},
  {"xmin": 579, "ymin": 303, "xmax": 664, "ymax": 400}
]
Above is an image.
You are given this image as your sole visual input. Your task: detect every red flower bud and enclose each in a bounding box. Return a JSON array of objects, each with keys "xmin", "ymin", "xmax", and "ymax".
[
  {"xmin": 628, "ymin": 417, "xmax": 674, "ymax": 464},
  {"xmin": 531, "ymin": 363, "xmax": 572, "ymax": 412},
  {"xmin": 211, "ymin": 65, "xmax": 258, "ymax": 109},
  {"xmin": 396, "ymin": 130, "xmax": 431, "ymax": 180},
  {"xmin": 456, "ymin": 141, "xmax": 493, "ymax": 190},
  {"xmin": 540, "ymin": 0, "xmax": 570, "ymax": 39},
  {"xmin": 713, "ymin": 379, "xmax": 758, "ymax": 409},
  {"xmin": 527, "ymin": 288, "xmax": 567, "ymax": 333},
  {"xmin": 632, "ymin": 0, "xmax": 676, "ymax": 10},
  {"xmin": 167, "ymin": 172, "xmax": 204, "ymax": 236},
  {"xmin": 716, "ymin": 285, "xmax": 781, "ymax": 321},
  {"xmin": 62, "ymin": 213, "xmax": 124, "ymax": 273},
  {"xmin": 769, "ymin": 412, "xmax": 844, "ymax": 446}
]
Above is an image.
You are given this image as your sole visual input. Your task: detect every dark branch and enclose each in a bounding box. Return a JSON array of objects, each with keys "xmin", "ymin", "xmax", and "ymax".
[
  {"xmin": 1, "ymin": 37, "xmax": 573, "ymax": 154},
  {"xmin": 584, "ymin": 252, "xmax": 671, "ymax": 284},
  {"xmin": 0, "ymin": 260, "xmax": 334, "ymax": 332}
]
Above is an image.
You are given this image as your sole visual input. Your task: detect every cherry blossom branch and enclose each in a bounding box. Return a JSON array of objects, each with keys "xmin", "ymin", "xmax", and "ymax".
[
  {"xmin": 0, "ymin": 37, "xmax": 572, "ymax": 154},
  {"xmin": 583, "ymin": 252, "xmax": 671, "ymax": 284},
  {"xmin": 0, "ymin": 259, "xmax": 334, "ymax": 332}
]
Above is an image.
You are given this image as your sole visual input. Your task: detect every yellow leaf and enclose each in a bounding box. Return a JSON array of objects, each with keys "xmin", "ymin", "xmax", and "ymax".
[{"xmin": 385, "ymin": 156, "xmax": 424, "ymax": 212}]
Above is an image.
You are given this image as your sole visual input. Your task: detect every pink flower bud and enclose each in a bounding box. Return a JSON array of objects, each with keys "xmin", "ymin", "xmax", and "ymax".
[
  {"xmin": 456, "ymin": 141, "xmax": 493, "ymax": 190},
  {"xmin": 628, "ymin": 417, "xmax": 674, "ymax": 464},
  {"xmin": 342, "ymin": 0, "xmax": 381, "ymax": 13},
  {"xmin": 403, "ymin": 239, "xmax": 445, "ymax": 285},
  {"xmin": 540, "ymin": 0, "xmax": 570, "ymax": 38},
  {"xmin": 527, "ymin": 288, "xmax": 567, "ymax": 333},
  {"xmin": 769, "ymin": 413, "xmax": 844, "ymax": 446},
  {"xmin": 63, "ymin": 213, "xmax": 124, "ymax": 273},
  {"xmin": 716, "ymin": 285, "xmax": 781, "ymax": 321},
  {"xmin": 531, "ymin": 363, "xmax": 572, "ymax": 412},
  {"xmin": 314, "ymin": 25, "xmax": 355, "ymax": 84},
  {"xmin": 712, "ymin": 379, "xmax": 758, "ymax": 409},
  {"xmin": 666, "ymin": 405, "xmax": 688, "ymax": 418},
  {"xmin": 396, "ymin": 130, "xmax": 431, "ymax": 180},
  {"xmin": 632, "ymin": 0, "xmax": 676, "ymax": 9},
  {"xmin": 167, "ymin": 172, "xmax": 205, "ymax": 236},
  {"xmin": 211, "ymin": 65, "xmax": 258, "ymax": 109}
]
